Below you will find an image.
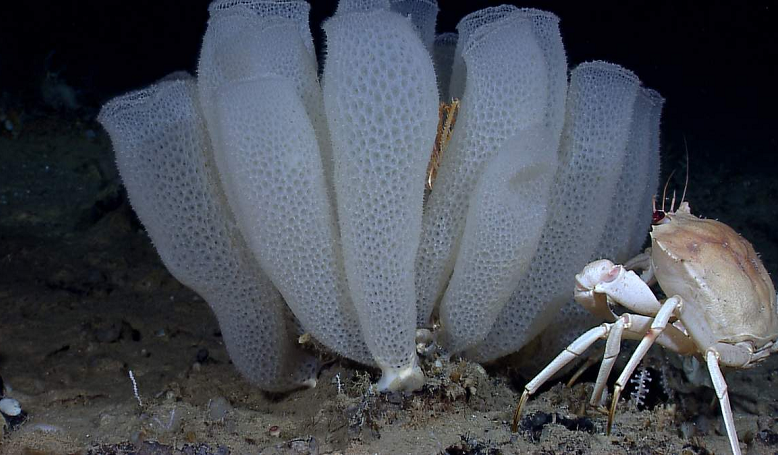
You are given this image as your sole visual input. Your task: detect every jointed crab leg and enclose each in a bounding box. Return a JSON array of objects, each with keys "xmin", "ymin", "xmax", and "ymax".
[
  {"xmin": 512, "ymin": 309, "xmax": 694, "ymax": 432},
  {"xmin": 706, "ymin": 349, "xmax": 742, "ymax": 455},
  {"xmin": 589, "ymin": 317, "xmax": 626, "ymax": 406},
  {"xmin": 587, "ymin": 314, "xmax": 693, "ymax": 406},
  {"xmin": 608, "ymin": 296, "xmax": 682, "ymax": 433},
  {"xmin": 512, "ymin": 321, "xmax": 612, "ymax": 432}
]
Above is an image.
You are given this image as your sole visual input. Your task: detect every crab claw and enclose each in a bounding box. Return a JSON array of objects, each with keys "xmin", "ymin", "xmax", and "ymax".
[
  {"xmin": 574, "ymin": 259, "xmax": 621, "ymax": 321},
  {"xmin": 575, "ymin": 259, "xmax": 664, "ymax": 320}
]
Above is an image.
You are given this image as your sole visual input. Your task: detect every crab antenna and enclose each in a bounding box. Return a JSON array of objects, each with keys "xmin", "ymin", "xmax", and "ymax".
[
  {"xmin": 661, "ymin": 169, "xmax": 676, "ymax": 213},
  {"xmin": 670, "ymin": 190, "xmax": 677, "ymax": 213},
  {"xmin": 680, "ymin": 136, "xmax": 690, "ymax": 205}
]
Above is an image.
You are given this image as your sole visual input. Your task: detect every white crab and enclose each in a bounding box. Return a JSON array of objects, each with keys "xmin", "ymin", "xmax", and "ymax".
[{"xmin": 513, "ymin": 201, "xmax": 777, "ymax": 455}]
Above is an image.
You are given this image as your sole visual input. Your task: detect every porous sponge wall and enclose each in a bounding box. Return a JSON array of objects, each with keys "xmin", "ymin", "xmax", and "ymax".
[
  {"xmin": 448, "ymin": 5, "xmax": 518, "ymax": 100},
  {"xmin": 519, "ymin": 87, "xmax": 665, "ymax": 377},
  {"xmin": 322, "ymin": 7, "xmax": 438, "ymax": 375},
  {"xmin": 98, "ymin": 77, "xmax": 317, "ymax": 391},
  {"xmin": 197, "ymin": 6, "xmax": 330, "ymax": 215},
  {"xmin": 390, "ymin": 0, "xmax": 439, "ymax": 50},
  {"xmin": 626, "ymin": 89, "xmax": 665, "ymax": 258},
  {"xmin": 212, "ymin": 75, "xmax": 373, "ymax": 365},
  {"xmin": 98, "ymin": 0, "xmax": 666, "ymax": 393},
  {"xmin": 416, "ymin": 8, "xmax": 566, "ymax": 327},
  {"xmin": 207, "ymin": 0, "xmax": 316, "ymax": 58},
  {"xmin": 470, "ymin": 62, "xmax": 641, "ymax": 362},
  {"xmin": 439, "ymin": 124, "xmax": 558, "ymax": 354}
]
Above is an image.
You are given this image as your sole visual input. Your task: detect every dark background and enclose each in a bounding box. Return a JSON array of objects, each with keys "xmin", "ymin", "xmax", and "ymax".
[
  {"xmin": 2, "ymin": 1, "xmax": 776, "ymax": 167},
  {"xmin": 1, "ymin": 2, "xmax": 775, "ymax": 122},
  {"xmin": 1, "ymin": 1, "xmax": 776, "ymax": 208}
]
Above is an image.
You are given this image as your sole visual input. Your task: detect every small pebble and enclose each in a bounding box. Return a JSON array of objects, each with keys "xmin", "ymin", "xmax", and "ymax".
[
  {"xmin": 269, "ymin": 425, "xmax": 281, "ymax": 437},
  {"xmin": 96, "ymin": 322, "xmax": 122, "ymax": 343},
  {"xmin": 208, "ymin": 396, "xmax": 232, "ymax": 420},
  {"xmin": 0, "ymin": 397, "xmax": 21, "ymax": 416},
  {"xmin": 679, "ymin": 420, "xmax": 697, "ymax": 439},
  {"xmin": 693, "ymin": 415, "xmax": 710, "ymax": 434},
  {"xmin": 386, "ymin": 392, "xmax": 403, "ymax": 404},
  {"xmin": 25, "ymin": 423, "xmax": 61, "ymax": 434}
]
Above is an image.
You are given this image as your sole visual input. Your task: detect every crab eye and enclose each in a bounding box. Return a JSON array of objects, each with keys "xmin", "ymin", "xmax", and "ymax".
[{"xmin": 652, "ymin": 210, "xmax": 666, "ymax": 225}]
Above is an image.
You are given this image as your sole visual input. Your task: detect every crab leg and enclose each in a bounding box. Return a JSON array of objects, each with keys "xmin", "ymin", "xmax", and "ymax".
[
  {"xmin": 565, "ymin": 313, "xmax": 695, "ymax": 389},
  {"xmin": 512, "ymin": 323, "xmax": 610, "ymax": 431},
  {"xmin": 588, "ymin": 317, "xmax": 626, "ymax": 406},
  {"xmin": 608, "ymin": 296, "xmax": 682, "ymax": 433},
  {"xmin": 706, "ymin": 349, "xmax": 742, "ymax": 455},
  {"xmin": 513, "ymin": 313, "xmax": 662, "ymax": 431},
  {"xmin": 585, "ymin": 313, "xmax": 694, "ymax": 406}
]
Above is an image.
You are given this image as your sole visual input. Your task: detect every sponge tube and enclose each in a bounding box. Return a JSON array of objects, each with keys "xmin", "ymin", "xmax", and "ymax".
[
  {"xmin": 389, "ymin": 0, "xmax": 439, "ymax": 51},
  {"xmin": 416, "ymin": 10, "xmax": 566, "ymax": 327},
  {"xmin": 470, "ymin": 61, "xmax": 641, "ymax": 362},
  {"xmin": 98, "ymin": 77, "xmax": 318, "ymax": 392},
  {"xmin": 322, "ymin": 8, "xmax": 438, "ymax": 391},
  {"xmin": 439, "ymin": 124, "xmax": 558, "ymax": 354},
  {"xmin": 197, "ymin": 6, "xmax": 334, "ymax": 216},
  {"xmin": 626, "ymin": 88, "xmax": 665, "ymax": 259},
  {"xmin": 212, "ymin": 75, "xmax": 374, "ymax": 366},
  {"xmin": 607, "ymin": 87, "xmax": 665, "ymax": 263},
  {"xmin": 448, "ymin": 5, "xmax": 518, "ymax": 101}
]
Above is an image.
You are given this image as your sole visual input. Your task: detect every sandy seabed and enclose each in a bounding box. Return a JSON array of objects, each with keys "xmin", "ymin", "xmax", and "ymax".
[{"xmin": 1, "ymin": 114, "xmax": 777, "ymax": 455}]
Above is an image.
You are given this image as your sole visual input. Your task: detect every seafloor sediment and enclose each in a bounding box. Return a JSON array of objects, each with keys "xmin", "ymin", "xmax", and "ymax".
[{"xmin": 1, "ymin": 113, "xmax": 777, "ymax": 454}]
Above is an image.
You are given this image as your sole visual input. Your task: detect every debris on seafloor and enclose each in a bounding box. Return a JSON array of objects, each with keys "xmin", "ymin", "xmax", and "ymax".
[
  {"xmin": 444, "ymin": 433, "xmax": 502, "ymax": 455},
  {"xmin": 518, "ymin": 410, "xmax": 595, "ymax": 442}
]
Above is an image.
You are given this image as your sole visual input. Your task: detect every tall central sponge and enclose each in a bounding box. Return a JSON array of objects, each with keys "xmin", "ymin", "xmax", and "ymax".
[
  {"xmin": 322, "ymin": 7, "xmax": 439, "ymax": 391},
  {"xmin": 439, "ymin": 125, "xmax": 558, "ymax": 354},
  {"xmin": 415, "ymin": 9, "xmax": 567, "ymax": 327}
]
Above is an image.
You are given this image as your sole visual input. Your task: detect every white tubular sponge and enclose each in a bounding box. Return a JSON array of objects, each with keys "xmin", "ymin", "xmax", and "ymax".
[
  {"xmin": 322, "ymin": 8, "xmax": 438, "ymax": 391},
  {"xmin": 439, "ymin": 124, "xmax": 558, "ymax": 354},
  {"xmin": 470, "ymin": 62, "xmax": 641, "ymax": 362},
  {"xmin": 389, "ymin": 0, "xmax": 439, "ymax": 51},
  {"xmin": 335, "ymin": 0, "xmax": 390, "ymax": 14},
  {"xmin": 448, "ymin": 5, "xmax": 518, "ymax": 101},
  {"xmin": 212, "ymin": 76, "xmax": 373, "ymax": 366},
  {"xmin": 98, "ymin": 77, "xmax": 318, "ymax": 392},
  {"xmin": 416, "ymin": 10, "xmax": 566, "ymax": 327},
  {"xmin": 197, "ymin": 4, "xmax": 335, "ymax": 207},
  {"xmin": 604, "ymin": 86, "xmax": 663, "ymax": 263},
  {"xmin": 207, "ymin": 0, "xmax": 316, "ymax": 59},
  {"xmin": 626, "ymin": 88, "xmax": 665, "ymax": 259},
  {"xmin": 522, "ymin": 86, "xmax": 665, "ymax": 376},
  {"xmin": 519, "ymin": 9, "xmax": 568, "ymax": 141}
]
